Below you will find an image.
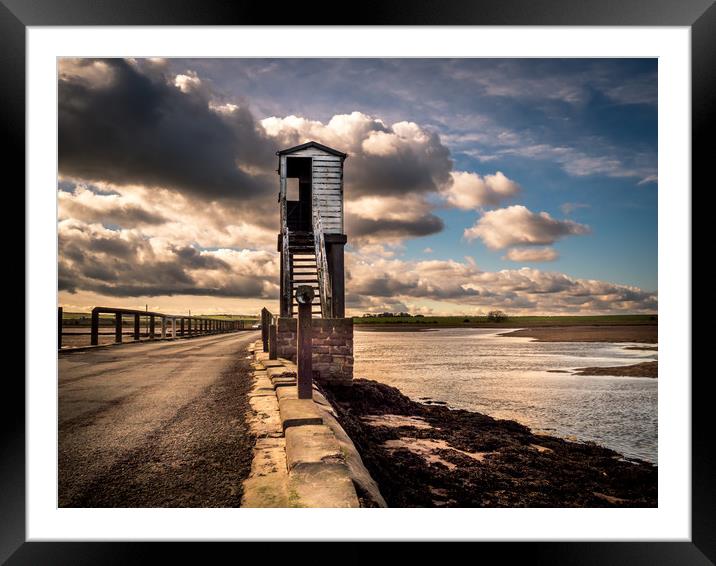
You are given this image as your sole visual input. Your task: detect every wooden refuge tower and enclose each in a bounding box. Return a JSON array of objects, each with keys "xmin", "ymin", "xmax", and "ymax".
[{"xmin": 277, "ymin": 141, "xmax": 348, "ymax": 319}]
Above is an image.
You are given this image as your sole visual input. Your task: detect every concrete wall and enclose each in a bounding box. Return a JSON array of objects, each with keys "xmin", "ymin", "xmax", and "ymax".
[{"xmin": 276, "ymin": 317, "xmax": 353, "ymax": 384}]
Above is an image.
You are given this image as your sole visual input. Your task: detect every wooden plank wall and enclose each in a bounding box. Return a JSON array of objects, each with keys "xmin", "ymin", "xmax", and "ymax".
[{"xmin": 289, "ymin": 148, "xmax": 343, "ymax": 234}]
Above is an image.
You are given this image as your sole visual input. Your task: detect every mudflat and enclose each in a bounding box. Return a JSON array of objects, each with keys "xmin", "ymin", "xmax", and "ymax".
[
  {"xmin": 322, "ymin": 380, "xmax": 657, "ymax": 508},
  {"xmin": 500, "ymin": 325, "xmax": 657, "ymax": 344},
  {"xmin": 574, "ymin": 361, "xmax": 657, "ymax": 378}
]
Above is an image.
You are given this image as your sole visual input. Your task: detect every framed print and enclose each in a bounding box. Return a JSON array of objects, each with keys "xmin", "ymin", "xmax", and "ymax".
[{"xmin": 6, "ymin": 0, "xmax": 712, "ymax": 562}]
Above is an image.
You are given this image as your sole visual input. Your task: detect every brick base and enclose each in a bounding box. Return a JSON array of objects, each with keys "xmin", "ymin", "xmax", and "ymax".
[{"xmin": 276, "ymin": 318, "xmax": 353, "ymax": 384}]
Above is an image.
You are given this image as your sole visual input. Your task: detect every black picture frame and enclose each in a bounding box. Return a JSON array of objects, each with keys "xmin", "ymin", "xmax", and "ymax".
[{"xmin": 6, "ymin": 0, "xmax": 709, "ymax": 562}]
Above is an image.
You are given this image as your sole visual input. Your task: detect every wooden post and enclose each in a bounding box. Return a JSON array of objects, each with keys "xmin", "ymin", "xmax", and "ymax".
[
  {"xmin": 261, "ymin": 307, "xmax": 270, "ymax": 352},
  {"xmin": 134, "ymin": 313, "xmax": 140, "ymax": 341},
  {"xmin": 58, "ymin": 307, "xmax": 63, "ymax": 349},
  {"xmin": 115, "ymin": 312, "xmax": 122, "ymax": 343},
  {"xmin": 171, "ymin": 317, "xmax": 177, "ymax": 339},
  {"xmin": 269, "ymin": 320, "xmax": 277, "ymax": 360},
  {"xmin": 180, "ymin": 318, "xmax": 185, "ymax": 336},
  {"xmin": 149, "ymin": 315, "xmax": 155, "ymax": 340},
  {"xmin": 296, "ymin": 286, "xmax": 314, "ymax": 399},
  {"xmin": 161, "ymin": 317, "xmax": 167, "ymax": 339},
  {"xmin": 90, "ymin": 309, "xmax": 99, "ymax": 346}
]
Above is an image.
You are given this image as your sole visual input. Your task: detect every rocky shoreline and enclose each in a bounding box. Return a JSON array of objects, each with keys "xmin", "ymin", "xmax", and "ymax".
[{"xmin": 321, "ymin": 379, "xmax": 657, "ymax": 508}]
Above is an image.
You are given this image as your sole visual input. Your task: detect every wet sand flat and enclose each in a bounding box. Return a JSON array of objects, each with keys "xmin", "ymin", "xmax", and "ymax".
[
  {"xmin": 574, "ymin": 360, "xmax": 657, "ymax": 378},
  {"xmin": 500, "ymin": 325, "xmax": 657, "ymax": 344}
]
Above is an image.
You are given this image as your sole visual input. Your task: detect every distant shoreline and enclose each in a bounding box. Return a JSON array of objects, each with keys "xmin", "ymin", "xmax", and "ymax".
[
  {"xmin": 357, "ymin": 322, "xmax": 658, "ymax": 343},
  {"xmin": 355, "ymin": 314, "xmax": 656, "ymax": 333}
]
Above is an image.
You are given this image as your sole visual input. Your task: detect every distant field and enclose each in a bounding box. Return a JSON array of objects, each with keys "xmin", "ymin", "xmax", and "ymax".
[{"xmin": 353, "ymin": 314, "xmax": 657, "ymax": 327}]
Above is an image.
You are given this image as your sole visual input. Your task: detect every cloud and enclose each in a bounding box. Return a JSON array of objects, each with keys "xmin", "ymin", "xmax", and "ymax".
[
  {"xmin": 447, "ymin": 59, "xmax": 657, "ymax": 107},
  {"xmin": 59, "ymin": 61, "xmax": 462, "ymax": 245},
  {"xmin": 443, "ymin": 171, "xmax": 520, "ymax": 209},
  {"xmin": 345, "ymin": 194, "xmax": 444, "ymax": 243},
  {"xmin": 58, "ymin": 180, "xmax": 277, "ymax": 250},
  {"xmin": 464, "ymin": 205, "xmax": 590, "ymax": 249},
  {"xmin": 58, "ymin": 184, "xmax": 167, "ymax": 227},
  {"xmin": 346, "ymin": 254, "xmax": 656, "ymax": 314},
  {"xmin": 560, "ymin": 202, "xmax": 591, "ymax": 215},
  {"xmin": 503, "ymin": 247, "xmax": 559, "ymax": 262},
  {"xmin": 637, "ymin": 175, "xmax": 658, "ymax": 186},
  {"xmin": 58, "ymin": 219, "xmax": 278, "ymax": 298},
  {"xmin": 497, "ymin": 143, "xmax": 653, "ymax": 180},
  {"xmin": 58, "ymin": 58, "xmax": 276, "ymax": 201},
  {"xmin": 57, "ymin": 214, "xmax": 655, "ymax": 315},
  {"xmin": 261, "ymin": 112, "xmax": 453, "ymax": 198}
]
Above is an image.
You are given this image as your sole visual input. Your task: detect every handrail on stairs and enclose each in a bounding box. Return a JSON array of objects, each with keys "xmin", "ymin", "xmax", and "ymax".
[
  {"xmin": 281, "ymin": 223, "xmax": 292, "ymax": 317},
  {"xmin": 312, "ymin": 203, "xmax": 333, "ymax": 319}
]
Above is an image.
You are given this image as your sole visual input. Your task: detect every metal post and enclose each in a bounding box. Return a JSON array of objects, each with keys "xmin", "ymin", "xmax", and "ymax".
[
  {"xmin": 296, "ymin": 286, "xmax": 314, "ymax": 399},
  {"xmin": 261, "ymin": 307, "xmax": 270, "ymax": 352},
  {"xmin": 149, "ymin": 315, "xmax": 155, "ymax": 340},
  {"xmin": 115, "ymin": 312, "xmax": 122, "ymax": 343},
  {"xmin": 90, "ymin": 309, "xmax": 99, "ymax": 346},
  {"xmin": 58, "ymin": 307, "xmax": 63, "ymax": 349},
  {"xmin": 134, "ymin": 313, "xmax": 140, "ymax": 341},
  {"xmin": 269, "ymin": 319, "xmax": 277, "ymax": 360}
]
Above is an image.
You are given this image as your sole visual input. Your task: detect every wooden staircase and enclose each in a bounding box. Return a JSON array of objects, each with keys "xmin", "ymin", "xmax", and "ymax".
[{"xmin": 288, "ymin": 231, "xmax": 323, "ymax": 317}]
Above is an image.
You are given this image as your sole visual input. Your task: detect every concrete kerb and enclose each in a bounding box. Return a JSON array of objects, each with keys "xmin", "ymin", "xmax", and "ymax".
[
  {"xmin": 278, "ymin": 398, "xmax": 323, "ymax": 431},
  {"xmin": 241, "ymin": 339, "xmax": 363, "ymax": 508}
]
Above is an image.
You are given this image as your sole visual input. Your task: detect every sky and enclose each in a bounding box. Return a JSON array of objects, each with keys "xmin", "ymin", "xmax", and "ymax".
[{"xmin": 57, "ymin": 58, "xmax": 657, "ymax": 316}]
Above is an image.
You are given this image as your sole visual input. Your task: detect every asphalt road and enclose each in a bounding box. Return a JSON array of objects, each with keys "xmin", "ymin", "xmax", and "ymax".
[{"xmin": 58, "ymin": 331, "xmax": 259, "ymax": 507}]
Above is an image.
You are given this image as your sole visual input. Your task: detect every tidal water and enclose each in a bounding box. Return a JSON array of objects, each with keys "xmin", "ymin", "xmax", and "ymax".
[{"xmin": 354, "ymin": 328, "xmax": 658, "ymax": 463}]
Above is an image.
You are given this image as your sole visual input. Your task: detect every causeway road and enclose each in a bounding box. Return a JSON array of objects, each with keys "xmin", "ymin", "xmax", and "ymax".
[{"xmin": 58, "ymin": 331, "xmax": 259, "ymax": 507}]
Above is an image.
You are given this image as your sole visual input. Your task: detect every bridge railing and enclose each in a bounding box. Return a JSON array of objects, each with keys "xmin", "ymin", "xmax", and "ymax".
[{"xmin": 58, "ymin": 306, "xmax": 250, "ymax": 349}]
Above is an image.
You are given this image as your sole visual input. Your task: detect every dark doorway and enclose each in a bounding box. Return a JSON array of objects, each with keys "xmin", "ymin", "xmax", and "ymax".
[{"xmin": 286, "ymin": 157, "xmax": 312, "ymax": 232}]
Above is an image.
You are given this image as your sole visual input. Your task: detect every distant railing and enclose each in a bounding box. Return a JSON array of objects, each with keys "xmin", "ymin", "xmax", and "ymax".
[{"xmin": 58, "ymin": 306, "xmax": 252, "ymax": 349}]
